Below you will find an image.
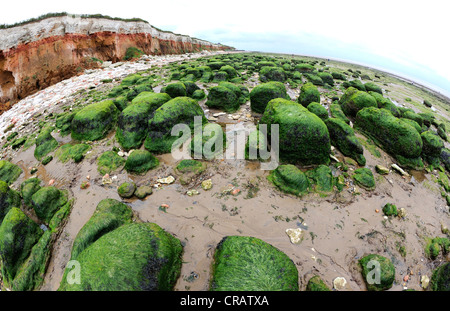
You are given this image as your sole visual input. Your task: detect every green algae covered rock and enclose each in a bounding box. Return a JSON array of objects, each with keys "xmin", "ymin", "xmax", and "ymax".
[
  {"xmin": 307, "ymin": 102, "xmax": 328, "ymax": 120},
  {"xmin": 359, "ymin": 254, "xmax": 395, "ymax": 291},
  {"xmin": 325, "ymin": 118, "xmax": 366, "ymax": 165},
  {"xmin": 268, "ymin": 164, "xmax": 310, "ymax": 196},
  {"xmin": 245, "ymin": 129, "xmax": 269, "ymax": 161},
  {"xmin": 191, "ymin": 89, "xmax": 206, "ymax": 100},
  {"xmin": 352, "ymin": 168, "xmax": 375, "ymax": 190},
  {"xmin": 118, "ymin": 181, "xmax": 136, "ymax": 198},
  {"xmin": 260, "ymin": 98, "xmax": 330, "ymax": 165},
  {"xmin": 34, "ymin": 125, "xmax": 59, "ymax": 161},
  {"xmin": 421, "ymin": 130, "xmax": 444, "ymax": 165},
  {"xmin": 124, "ymin": 150, "xmax": 159, "ymax": 174},
  {"xmin": 70, "ymin": 198, "xmax": 133, "ymax": 260},
  {"xmin": 135, "ymin": 185, "xmax": 153, "ymax": 199},
  {"xmin": 355, "ymin": 107, "xmax": 423, "ymax": 168},
  {"xmin": 0, "ymin": 160, "xmax": 22, "ymax": 185},
  {"xmin": 330, "ymin": 103, "xmax": 350, "ymax": 124},
  {"xmin": 55, "ymin": 143, "xmax": 91, "ymax": 163},
  {"xmin": 368, "ymin": 91, "xmax": 400, "ymax": 117},
  {"xmin": 317, "ymin": 72, "xmax": 334, "ymax": 86},
  {"xmin": 210, "ymin": 235, "xmax": 298, "ymax": 291},
  {"xmin": 174, "ymin": 159, "xmax": 206, "ymax": 185},
  {"xmin": 382, "ymin": 203, "xmax": 398, "ymax": 216},
  {"xmin": 0, "ymin": 207, "xmax": 43, "ymax": 286},
  {"xmin": 259, "ymin": 66, "xmax": 287, "ymax": 82},
  {"xmin": 164, "ymin": 82, "xmax": 187, "ymax": 98},
  {"xmin": 144, "ymin": 97, "xmax": 207, "ymax": 154},
  {"xmin": 250, "ymin": 81, "xmax": 289, "ymax": 113},
  {"xmin": 219, "ymin": 65, "xmax": 238, "ymax": 79},
  {"xmin": 298, "ymin": 82, "xmax": 321, "ymax": 107},
  {"xmin": 340, "ymin": 87, "xmax": 377, "ymax": 117},
  {"xmin": 205, "ymin": 85, "xmax": 239, "ymax": 112},
  {"xmin": 364, "ymin": 82, "xmax": 382, "ymax": 94},
  {"xmin": 20, "ymin": 178, "xmax": 41, "ymax": 207},
  {"xmin": 305, "ymin": 165, "xmax": 334, "ymax": 194},
  {"xmin": 219, "ymin": 82, "xmax": 248, "ymax": 105},
  {"xmin": 130, "ymin": 92, "xmax": 171, "ymax": 109},
  {"xmin": 10, "ymin": 229, "xmax": 52, "ymax": 291},
  {"xmin": 306, "ymin": 275, "xmax": 331, "ymax": 291},
  {"xmin": 71, "ymin": 100, "xmax": 119, "ymax": 141},
  {"xmin": 0, "ymin": 180, "xmax": 21, "ymax": 225},
  {"xmin": 31, "ymin": 186, "xmax": 68, "ymax": 224},
  {"xmin": 116, "ymin": 101, "xmax": 155, "ymax": 150},
  {"xmin": 55, "ymin": 111, "xmax": 76, "ymax": 136},
  {"xmin": 59, "ymin": 222, "xmax": 183, "ymax": 291},
  {"xmin": 97, "ymin": 150, "xmax": 126, "ymax": 175},
  {"xmin": 430, "ymin": 262, "xmax": 450, "ymax": 291}
]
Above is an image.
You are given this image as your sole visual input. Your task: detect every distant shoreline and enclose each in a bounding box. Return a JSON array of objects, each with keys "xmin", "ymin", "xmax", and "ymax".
[{"xmin": 243, "ymin": 49, "xmax": 450, "ymax": 104}]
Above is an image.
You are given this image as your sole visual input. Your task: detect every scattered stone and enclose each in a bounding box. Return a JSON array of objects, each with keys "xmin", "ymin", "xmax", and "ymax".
[
  {"xmin": 135, "ymin": 185, "xmax": 153, "ymax": 199},
  {"xmin": 285, "ymin": 228, "xmax": 303, "ymax": 244},
  {"xmin": 333, "ymin": 277, "xmax": 347, "ymax": 290},
  {"xmin": 201, "ymin": 179, "xmax": 212, "ymax": 190},
  {"xmin": 375, "ymin": 165, "xmax": 390, "ymax": 175},
  {"xmin": 157, "ymin": 176, "xmax": 175, "ymax": 184},
  {"xmin": 391, "ymin": 164, "xmax": 410, "ymax": 177},
  {"xmin": 421, "ymin": 275, "xmax": 430, "ymax": 289},
  {"xmin": 118, "ymin": 181, "xmax": 136, "ymax": 198},
  {"xmin": 102, "ymin": 174, "xmax": 112, "ymax": 185},
  {"xmin": 186, "ymin": 190, "xmax": 199, "ymax": 196}
]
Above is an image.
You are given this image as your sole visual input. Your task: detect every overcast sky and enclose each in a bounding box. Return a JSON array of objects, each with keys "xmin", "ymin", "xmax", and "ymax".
[{"xmin": 2, "ymin": 0, "xmax": 449, "ymax": 97}]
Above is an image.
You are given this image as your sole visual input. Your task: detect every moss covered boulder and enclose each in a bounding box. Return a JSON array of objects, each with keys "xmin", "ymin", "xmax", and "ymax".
[
  {"xmin": 430, "ymin": 262, "xmax": 450, "ymax": 291},
  {"xmin": 130, "ymin": 92, "xmax": 171, "ymax": 108},
  {"xmin": 0, "ymin": 160, "xmax": 22, "ymax": 185},
  {"xmin": 97, "ymin": 150, "xmax": 126, "ymax": 175},
  {"xmin": 250, "ymin": 81, "xmax": 289, "ymax": 113},
  {"xmin": 259, "ymin": 66, "xmax": 287, "ymax": 82},
  {"xmin": 352, "ymin": 168, "xmax": 375, "ymax": 190},
  {"xmin": 325, "ymin": 118, "xmax": 366, "ymax": 165},
  {"xmin": 298, "ymin": 83, "xmax": 321, "ymax": 107},
  {"xmin": 55, "ymin": 144, "xmax": 91, "ymax": 163},
  {"xmin": 260, "ymin": 98, "xmax": 330, "ymax": 165},
  {"xmin": 59, "ymin": 223, "xmax": 183, "ymax": 291},
  {"xmin": 205, "ymin": 85, "xmax": 239, "ymax": 112},
  {"xmin": 359, "ymin": 254, "xmax": 395, "ymax": 291},
  {"xmin": 219, "ymin": 82, "xmax": 248, "ymax": 105},
  {"xmin": 20, "ymin": 178, "xmax": 41, "ymax": 207},
  {"xmin": 330, "ymin": 103, "xmax": 350, "ymax": 124},
  {"xmin": 305, "ymin": 165, "xmax": 334, "ymax": 194},
  {"xmin": 306, "ymin": 275, "xmax": 331, "ymax": 291},
  {"xmin": 70, "ymin": 198, "xmax": 133, "ymax": 260},
  {"xmin": 144, "ymin": 97, "xmax": 207, "ymax": 154},
  {"xmin": 164, "ymin": 82, "xmax": 187, "ymax": 98},
  {"xmin": 210, "ymin": 236, "xmax": 298, "ymax": 291},
  {"xmin": 0, "ymin": 181, "xmax": 21, "ymax": 225},
  {"xmin": 382, "ymin": 203, "xmax": 398, "ymax": 216},
  {"xmin": 116, "ymin": 102, "xmax": 155, "ymax": 150},
  {"xmin": 31, "ymin": 186, "xmax": 68, "ymax": 224},
  {"xmin": 71, "ymin": 100, "xmax": 119, "ymax": 141},
  {"xmin": 118, "ymin": 182, "xmax": 136, "ymax": 198},
  {"xmin": 340, "ymin": 87, "xmax": 377, "ymax": 117},
  {"xmin": 307, "ymin": 102, "xmax": 328, "ymax": 120},
  {"xmin": 268, "ymin": 164, "xmax": 310, "ymax": 196},
  {"xmin": 0, "ymin": 207, "xmax": 43, "ymax": 285},
  {"xmin": 355, "ymin": 107, "xmax": 423, "ymax": 168},
  {"xmin": 124, "ymin": 150, "xmax": 159, "ymax": 174},
  {"xmin": 421, "ymin": 130, "xmax": 444, "ymax": 165},
  {"xmin": 368, "ymin": 91, "xmax": 400, "ymax": 117},
  {"xmin": 364, "ymin": 82, "xmax": 383, "ymax": 94},
  {"xmin": 34, "ymin": 125, "xmax": 59, "ymax": 161},
  {"xmin": 174, "ymin": 159, "xmax": 206, "ymax": 185}
]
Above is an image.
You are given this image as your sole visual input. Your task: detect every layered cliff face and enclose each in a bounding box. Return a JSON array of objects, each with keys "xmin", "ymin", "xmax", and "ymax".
[{"xmin": 0, "ymin": 15, "xmax": 231, "ymax": 111}]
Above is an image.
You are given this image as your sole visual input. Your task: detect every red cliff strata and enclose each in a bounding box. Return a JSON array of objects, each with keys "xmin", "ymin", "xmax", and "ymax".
[{"xmin": 0, "ymin": 15, "xmax": 231, "ymax": 113}]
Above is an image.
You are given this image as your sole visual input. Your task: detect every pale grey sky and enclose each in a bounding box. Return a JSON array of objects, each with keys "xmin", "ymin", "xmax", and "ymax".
[{"xmin": 2, "ymin": 0, "xmax": 449, "ymax": 96}]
